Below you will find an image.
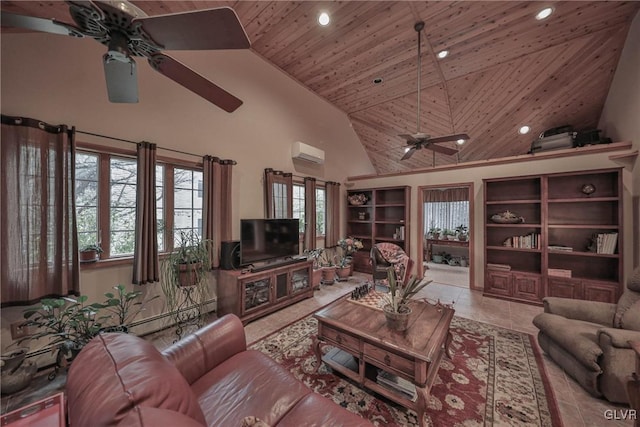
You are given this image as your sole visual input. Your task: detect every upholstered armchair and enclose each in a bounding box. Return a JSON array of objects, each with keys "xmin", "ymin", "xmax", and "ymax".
[
  {"xmin": 370, "ymin": 243, "xmax": 414, "ymax": 286},
  {"xmin": 533, "ymin": 268, "xmax": 640, "ymax": 403}
]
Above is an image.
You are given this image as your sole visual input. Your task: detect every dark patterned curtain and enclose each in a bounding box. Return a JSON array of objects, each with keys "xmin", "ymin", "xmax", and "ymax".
[
  {"xmin": 1, "ymin": 115, "xmax": 79, "ymax": 305},
  {"xmin": 132, "ymin": 141, "xmax": 159, "ymax": 284},
  {"xmin": 204, "ymin": 156, "xmax": 235, "ymax": 268},
  {"xmin": 325, "ymin": 181, "xmax": 341, "ymax": 247},
  {"xmin": 303, "ymin": 177, "xmax": 317, "ymax": 250}
]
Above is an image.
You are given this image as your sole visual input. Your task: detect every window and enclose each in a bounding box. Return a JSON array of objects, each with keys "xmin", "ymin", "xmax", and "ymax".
[
  {"xmin": 292, "ymin": 183, "xmax": 305, "ymax": 233},
  {"xmin": 424, "ymin": 201, "xmax": 469, "ymax": 231},
  {"xmin": 156, "ymin": 164, "xmax": 164, "ymax": 252},
  {"xmin": 315, "ymin": 187, "xmax": 326, "ymax": 236},
  {"xmin": 75, "ymin": 148, "xmax": 203, "ymax": 261},
  {"xmin": 110, "ymin": 157, "xmax": 137, "ymax": 256},
  {"xmin": 272, "ymin": 181, "xmax": 288, "ymax": 219},
  {"xmin": 173, "ymin": 167, "xmax": 203, "ymax": 242},
  {"xmin": 75, "ymin": 152, "xmax": 99, "ymax": 250}
]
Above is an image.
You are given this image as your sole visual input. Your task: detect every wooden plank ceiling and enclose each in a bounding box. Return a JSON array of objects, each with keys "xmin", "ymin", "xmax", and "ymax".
[{"xmin": 2, "ymin": 1, "xmax": 638, "ymax": 174}]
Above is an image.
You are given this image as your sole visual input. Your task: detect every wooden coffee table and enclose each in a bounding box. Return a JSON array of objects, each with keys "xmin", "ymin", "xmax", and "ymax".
[{"xmin": 312, "ymin": 297, "xmax": 454, "ymax": 427}]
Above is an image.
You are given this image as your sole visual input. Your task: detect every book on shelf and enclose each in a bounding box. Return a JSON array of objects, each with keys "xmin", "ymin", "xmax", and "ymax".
[
  {"xmin": 503, "ymin": 233, "xmax": 540, "ymax": 249},
  {"xmin": 548, "ymin": 245, "xmax": 573, "ymax": 252},
  {"xmin": 376, "ymin": 370, "xmax": 417, "ymax": 402},
  {"xmin": 486, "ymin": 263, "xmax": 511, "ymax": 271},
  {"xmin": 548, "ymin": 268, "xmax": 572, "ymax": 278},
  {"xmin": 594, "ymin": 232, "xmax": 618, "ymax": 255}
]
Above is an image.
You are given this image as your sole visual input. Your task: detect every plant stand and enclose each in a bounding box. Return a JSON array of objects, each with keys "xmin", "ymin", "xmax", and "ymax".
[{"xmin": 172, "ymin": 285, "xmax": 204, "ymax": 343}]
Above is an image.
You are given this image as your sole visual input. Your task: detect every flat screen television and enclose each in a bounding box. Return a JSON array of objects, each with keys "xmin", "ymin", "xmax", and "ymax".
[{"xmin": 240, "ymin": 218, "xmax": 300, "ymax": 265}]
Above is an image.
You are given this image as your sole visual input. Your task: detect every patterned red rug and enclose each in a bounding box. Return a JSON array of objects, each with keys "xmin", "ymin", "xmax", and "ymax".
[{"xmin": 250, "ymin": 315, "xmax": 562, "ymax": 426}]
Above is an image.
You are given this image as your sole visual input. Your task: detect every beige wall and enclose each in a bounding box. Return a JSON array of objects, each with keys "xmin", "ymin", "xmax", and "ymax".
[
  {"xmin": 599, "ymin": 11, "xmax": 640, "ymax": 267},
  {"xmin": 0, "ymin": 33, "xmax": 375, "ymax": 350}
]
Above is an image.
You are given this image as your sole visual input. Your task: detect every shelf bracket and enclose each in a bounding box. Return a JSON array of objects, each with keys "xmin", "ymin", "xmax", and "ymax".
[{"xmin": 609, "ymin": 150, "xmax": 638, "ymax": 170}]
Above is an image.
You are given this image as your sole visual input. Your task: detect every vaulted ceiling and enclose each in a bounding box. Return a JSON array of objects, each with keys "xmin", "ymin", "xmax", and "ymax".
[{"xmin": 2, "ymin": 1, "xmax": 639, "ymax": 174}]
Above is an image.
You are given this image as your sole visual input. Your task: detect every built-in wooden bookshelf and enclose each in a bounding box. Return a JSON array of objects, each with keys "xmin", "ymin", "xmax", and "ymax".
[
  {"xmin": 484, "ymin": 168, "xmax": 622, "ymax": 305},
  {"xmin": 347, "ymin": 186, "xmax": 410, "ymax": 273}
]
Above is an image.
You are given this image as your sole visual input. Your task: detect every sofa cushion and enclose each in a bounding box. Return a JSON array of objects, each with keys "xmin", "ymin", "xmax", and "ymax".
[
  {"xmin": 628, "ymin": 268, "xmax": 640, "ymax": 292},
  {"xmin": 67, "ymin": 333, "xmax": 207, "ymax": 426},
  {"xmin": 276, "ymin": 392, "xmax": 371, "ymax": 427},
  {"xmin": 619, "ymin": 300, "xmax": 640, "ymax": 331},
  {"xmin": 614, "ymin": 290, "xmax": 640, "ymax": 328},
  {"xmin": 192, "ymin": 350, "xmax": 311, "ymax": 426},
  {"xmin": 532, "ymin": 313, "xmax": 602, "ymax": 371},
  {"xmin": 117, "ymin": 407, "xmax": 205, "ymax": 427}
]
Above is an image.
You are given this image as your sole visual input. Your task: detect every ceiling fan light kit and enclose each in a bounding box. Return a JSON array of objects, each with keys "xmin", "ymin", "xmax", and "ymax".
[
  {"xmin": 1, "ymin": 1, "xmax": 251, "ymax": 112},
  {"xmin": 398, "ymin": 21, "xmax": 470, "ymax": 161}
]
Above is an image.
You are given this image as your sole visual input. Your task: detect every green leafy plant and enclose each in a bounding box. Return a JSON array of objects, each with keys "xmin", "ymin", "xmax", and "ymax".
[
  {"xmin": 160, "ymin": 230, "xmax": 212, "ymax": 331},
  {"xmin": 101, "ymin": 285, "xmax": 159, "ymax": 330},
  {"xmin": 381, "ymin": 269, "xmax": 432, "ymax": 314},
  {"xmin": 79, "ymin": 244, "xmax": 103, "ymax": 253},
  {"xmin": 304, "ymin": 248, "xmax": 325, "ymax": 269},
  {"xmin": 336, "ymin": 237, "xmax": 363, "ymax": 267}
]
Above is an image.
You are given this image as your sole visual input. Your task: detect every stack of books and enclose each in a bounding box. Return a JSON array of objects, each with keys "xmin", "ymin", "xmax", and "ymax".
[
  {"xmin": 593, "ymin": 232, "xmax": 618, "ymax": 254},
  {"xmin": 376, "ymin": 370, "xmax": 417, "ymax": 402},
  {"xmin": 487, "ymin": 263, "xmax": 511, "ymax": 271},
  {"xmin": 503, "ymin": 233, "xmax": 540, "ymax": 249},
  {"xmin": 548, "ymin": 268, "xmax": 572, "ymax": 278}
]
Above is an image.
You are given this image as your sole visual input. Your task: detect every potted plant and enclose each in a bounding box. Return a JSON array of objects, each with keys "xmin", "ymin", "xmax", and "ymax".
[
  {"xmin": 99, "ymin": 285, "xmax": 159, "ymax": 333},
  {"xmin": 18, "ymin": 296, "xmax": 109, "ymax": 379},
  {"xmin": 427, "ymin": 221, "xmax": 441, "ymax": 240},
  {"xmin": 79, "ymin": 244, "xmax": 102, "ymax": 263},
  {"xmin": 304, "ymin": 248, "xmax": 324, "ymax": 289},
  {"xmin": 455, "ymin": 224, "xmax": 469, "ymax": 241},
  {"xmin": 336, "ymin": 237, "xmax": 363, "ymax": 279},
  {"xmin": 442, "ymin": 229, "xmax": 456, "ymax": 240},
  {"xmin": 432, "ymin": 251, "xmax": 447, "ymax": 264},
  {"xmin": 381, "ymin": 269, "xmax": 432, "ymax": 331},
  {"xmin": 317, "ymin": 249, "xmax": 336, "ymax": 285},
  {"xmin": 160, "ymin": 230, "xmax": 212, "ymax": 335}
]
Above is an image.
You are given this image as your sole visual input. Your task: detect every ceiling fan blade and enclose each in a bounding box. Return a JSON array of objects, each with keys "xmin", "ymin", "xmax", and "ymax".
[
  {"xmin": 135, "ymin": 7, "xmax": 250, "ymax": 51},
  {"xmin": 0, "ymin": 11, "xmax": 79, "ymax": 36},
  {"xmin": 103, "ymin": 53, "xmax": 138, "ymax": 103},
  {"xmin": 398, "ymin": 134, "xmax": 420, "ymax": 144},
  {"xmin": 426, "ymin": 143, "xmax": 458, "ymax": 156},
  {"xmin": 427, "ymin": 133, "xmax": 471, "ymax": 144},
  {"xmin": 149, "ymin": 53, "xmax": 242, "ymax": 113},
  {"xmin": 401, "ymin": 147, "xmax": 418, "ymax": 160}
]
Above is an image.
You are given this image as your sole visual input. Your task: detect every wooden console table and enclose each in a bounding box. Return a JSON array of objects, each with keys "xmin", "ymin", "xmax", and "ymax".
[
  {"xmin": 217, "ymin": 260, "xmax": 313, "ymax": 324},
  {"xmin": 313, "ymin": 298, "xmax": 454, "ymax": 427},
  {"xmin": 425, "ymin": 238, "xmax": 469, "ymax": 261}
]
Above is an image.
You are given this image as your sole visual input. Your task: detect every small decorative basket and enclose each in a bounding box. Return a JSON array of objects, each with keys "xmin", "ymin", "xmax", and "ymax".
[
  {"xmin": 490, "ymin": 210, "xmax": 525, "ymax": 224},
  {"xmin": 348, "ymin": 193, "xmax": 368, "ymax": 206}
]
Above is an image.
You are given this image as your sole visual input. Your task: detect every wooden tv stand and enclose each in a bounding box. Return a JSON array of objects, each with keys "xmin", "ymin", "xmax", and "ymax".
[{"xmin": 217, "ymin": 260, "xmax": 313, "ymax": 324}]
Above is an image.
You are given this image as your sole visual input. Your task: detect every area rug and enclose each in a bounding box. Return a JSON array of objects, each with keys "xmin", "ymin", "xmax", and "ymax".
[{"xmin": 249, "ymin": 314, "xmax": 562, "ymax": 427}]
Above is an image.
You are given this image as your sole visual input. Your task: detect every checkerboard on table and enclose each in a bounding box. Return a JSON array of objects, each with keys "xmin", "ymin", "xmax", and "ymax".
[{"xmin": 347, "ymin": 290, "xmax": 387, "ymax": 311}]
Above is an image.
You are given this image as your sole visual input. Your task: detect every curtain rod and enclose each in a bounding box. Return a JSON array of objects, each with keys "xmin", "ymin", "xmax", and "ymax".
[
  {"xmin": 76, "ymin": 129, "xmax": 202, "ymax": 159},
  {"xmin": 291, "ymin": 173, "xmax": 331, "ymax": 184}
]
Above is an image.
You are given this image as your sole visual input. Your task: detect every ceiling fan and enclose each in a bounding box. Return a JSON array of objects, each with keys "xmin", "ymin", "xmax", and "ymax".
[
  {"xmin": 1, "ymin": 1, "xmax": 250, "ymax": 112},
  {"xmin": 399, "ymin": 21, "xmax": 469, "ymax": 160}
]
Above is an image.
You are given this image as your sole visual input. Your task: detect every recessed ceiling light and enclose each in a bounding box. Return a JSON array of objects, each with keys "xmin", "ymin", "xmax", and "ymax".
[
  {"xmin": 372, "ymin": 77, "xmax": 384, "ymax": 84},
  {"xmin": 456, "ymin": 138, "xmax": 466, "ymax": 145},
  {"xmin": 318, "ymin": 12, "xmax": 330, "ymax": 26},
  {"xmin": 519, "ymin": 125, "xmax": 531, "ymax": 134},
  {"xmin": 437, "ymin": 50, "xmax": 449, "ymax": 59},
  {"xmin": 535, "ymin": 7, "xmax": 553, "ymax": 20},
  {"xmin": 404, "ymin": 147, "xmax": 411, "ymax": 153}
]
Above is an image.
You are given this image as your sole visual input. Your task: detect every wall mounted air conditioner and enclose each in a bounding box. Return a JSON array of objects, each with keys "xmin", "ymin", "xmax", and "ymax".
[{"xmin": 291, "ymin": 141, "xmax": 325, "ymax": 164}]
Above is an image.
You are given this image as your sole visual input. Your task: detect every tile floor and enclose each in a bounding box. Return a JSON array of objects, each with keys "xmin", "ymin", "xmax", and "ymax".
[{"xmin": 238, "ymin": 273, "xmax": 634, "ymax": 427}]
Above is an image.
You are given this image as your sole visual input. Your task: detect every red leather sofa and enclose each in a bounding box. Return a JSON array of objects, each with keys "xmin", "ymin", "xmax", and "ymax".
[{"xmin": 66, "ymin": 314, "xmax": 372, "ymax": 426}]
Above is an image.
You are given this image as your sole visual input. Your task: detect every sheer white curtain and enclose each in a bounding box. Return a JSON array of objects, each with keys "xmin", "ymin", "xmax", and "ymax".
[{"xmin": 423, "ymin": 187, "xmax": 469, "ymax": 231}]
